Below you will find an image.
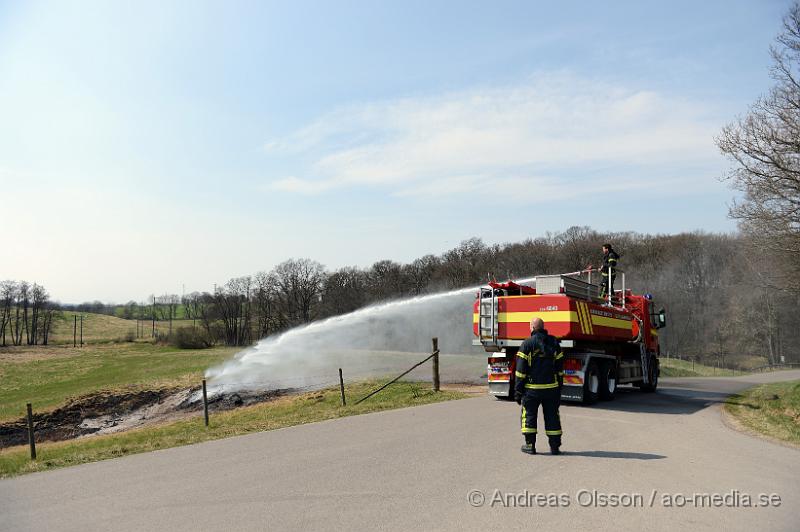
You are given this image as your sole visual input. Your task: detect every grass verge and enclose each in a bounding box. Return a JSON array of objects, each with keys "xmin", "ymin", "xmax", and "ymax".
[
  {"xmin": 0, "ymin": 380, "xmax": 465, "ymax": 478},
  {"xmin": 660, "ymin": 358, "xmax": 741, "ymax": 377},
  {"xmin": 724, "ymin": 380, "xmax": 800, "ymax": 446}
]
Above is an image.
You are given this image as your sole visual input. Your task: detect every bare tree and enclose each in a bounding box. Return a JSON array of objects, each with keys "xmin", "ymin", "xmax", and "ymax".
[
  {"xmin": 441, "ymin": 238, "xmax": 493, "ymax": 288},
  {"xmin": 9, "ymin": 281, "xmax": 30, "ymax": 346},
  {"xmin": 404, "ymin": 255, "xmax": 440, "ymax": 295},
  {"xmin": 39, "ymin": 300, "xmax": 60, "ymax": 346},
  {"xmin": 717, "ymin": 2, "xmax": 800, "ymax": 292},
  {"xmin": 272, "ymin": 259, "xmax": 326, "ymax": 325},
  {"xmin": 366, "ymin": 260, "xmax": 407, "ymax": 300},
  {"xmin": 322, "ymin": 267, "xmax": 367, "ymax": 316},
  {"xmin": 211, "ymin": 277, "xmax": 253, "ymax": 346},
  {"xmin": 27, "ymin": 284, "xmax": 48, "ymax": 345},
  {"xmin": 0, "ymin": 281, "xmax": 15, "ymax": 346},
  {"xmin": 253, "ymin": 271, "xmax": 282, "ymax": 337}
]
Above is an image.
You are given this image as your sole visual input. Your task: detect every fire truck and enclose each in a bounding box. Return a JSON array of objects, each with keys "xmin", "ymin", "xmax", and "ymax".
[{"xmin": 472, "ymin": 271, "xmax": 666, "ymax": 403}]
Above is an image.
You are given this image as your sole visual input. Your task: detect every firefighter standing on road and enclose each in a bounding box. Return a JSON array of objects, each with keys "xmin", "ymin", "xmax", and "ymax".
[
  {"xmin": 600, "ymin": 243, "xmax": 619, "ymax": 300},
  {"xmin": 515, "ymin": 318, "xmax": 564, "ymax": 455}
]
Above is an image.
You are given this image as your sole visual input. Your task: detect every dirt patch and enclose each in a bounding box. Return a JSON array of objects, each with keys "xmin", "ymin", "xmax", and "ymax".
[{"xmin": 0, "ymin": 386, "xmax": 290, "ymax": 447}]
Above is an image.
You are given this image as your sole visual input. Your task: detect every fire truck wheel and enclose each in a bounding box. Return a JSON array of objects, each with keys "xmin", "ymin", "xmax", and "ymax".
[
  {"xmin": 583, "ymin": 361, "xmax": 600, "ymax": 404},
  {"xmin": 641, "ymin": 356, "xmax": 659, "ymax": 392},
  {"xmin": 598, "ymin": 362, "xmax": 617, "ymax": 401}
]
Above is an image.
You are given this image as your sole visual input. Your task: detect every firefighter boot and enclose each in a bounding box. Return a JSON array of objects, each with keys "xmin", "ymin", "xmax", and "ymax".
[
  {"xmin": 549, "ymin": 436, "xmax": 562, "ymax": 455},
  {"xmin": 520, "ymin": 434, "xmax": 536, "ymax": 455}
]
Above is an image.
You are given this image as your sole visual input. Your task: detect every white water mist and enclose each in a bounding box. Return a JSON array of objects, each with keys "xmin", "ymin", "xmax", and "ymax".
[{"xmin": 205, "ymin": 280, "xmax": 531, "ymax": 393}]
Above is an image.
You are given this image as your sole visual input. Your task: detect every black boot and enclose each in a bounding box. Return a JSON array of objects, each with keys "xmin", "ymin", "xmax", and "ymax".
[
  {"xmin": 549, "ymin": 437, "xmax": 561, "ymax": 455},
  {"xmin": 520, "ymin": 434, "xmax": 536, "ymax": 455}
]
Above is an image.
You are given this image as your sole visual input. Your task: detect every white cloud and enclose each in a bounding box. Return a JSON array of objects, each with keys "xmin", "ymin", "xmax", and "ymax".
[{"xmin": 263, "ymin": 72, "xmax": 723, "ymax": 198}]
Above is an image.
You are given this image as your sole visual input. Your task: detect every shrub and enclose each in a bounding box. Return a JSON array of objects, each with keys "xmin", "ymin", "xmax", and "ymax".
[{"xmin": 171, "ymin": 326, "xmax": 212, "ymax": 349}]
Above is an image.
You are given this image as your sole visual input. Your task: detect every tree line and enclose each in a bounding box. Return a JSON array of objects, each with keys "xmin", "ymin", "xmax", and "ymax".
[
  {"xmin": 0, "ymin": 281, "xmax": 59, "ymax": 346},
  {"xmin": 97, "ymin": 228, "xmax": 795, "ymax": 367},
  {"xmin": 3, "ymin": 228, "xmax": 797, "ymax": 366}
]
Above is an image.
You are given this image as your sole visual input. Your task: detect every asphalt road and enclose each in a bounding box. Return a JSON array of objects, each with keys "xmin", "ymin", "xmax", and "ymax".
[{"xmin": 1, "ymin": 371, "xmax": 798, "ymax": 531}]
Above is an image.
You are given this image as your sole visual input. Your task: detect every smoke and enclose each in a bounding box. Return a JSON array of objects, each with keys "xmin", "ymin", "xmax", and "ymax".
[{"xmin": 204, "ymin": 282, "xmax": 519, "ymax": 394}]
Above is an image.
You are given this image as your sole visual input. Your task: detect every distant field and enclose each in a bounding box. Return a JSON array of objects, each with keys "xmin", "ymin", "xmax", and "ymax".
[
  {"xmin": 49, "ymin": 311, "xmax": 136, "ymax": 344},
  {"xmin": 46, "ymin": 312, "xmax": 199, "ymax": 345},
  {"xmin": 0, "ymin": 342, "xmax": 239, "ymax": 422}
]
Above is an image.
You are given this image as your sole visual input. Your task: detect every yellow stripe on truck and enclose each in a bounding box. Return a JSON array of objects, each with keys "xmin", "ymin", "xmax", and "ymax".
[
  {"xmin": 473, "ymin": 311, "xmax": 577, "ymax": 324},
  {"xmin": 579, "ymin": 302, "xmax": 593, "ymax": 334},
  {"xmin": 583, "ymin": 303, "xmax": 594, "ymax": 334},
  {"xmin": 575, "ymin": 302, "xmax": 587, "ymax": 333},
  {"xmin": 502, "ymin": 311, "xmax": 577, "ymax": 324},
  {"xmin": 591, "ymin": 315, "xmax": 632, "ymax": 330}
]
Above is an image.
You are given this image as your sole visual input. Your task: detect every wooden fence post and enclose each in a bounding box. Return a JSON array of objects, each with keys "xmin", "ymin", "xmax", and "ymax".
[
  {"xmin": 432, "ymin": 337, "xmax": 440, "ymax": 392},
  {"xmin": 26, "ymin": 403, "xmax": 36, "ymax": 460},
  {"xmin": 339, "ymin": 368, "xmax": 346, "ymax": 406},
  {"xmin": 202, "ymin": 380, "xmax": 209, "ymax": 427}
]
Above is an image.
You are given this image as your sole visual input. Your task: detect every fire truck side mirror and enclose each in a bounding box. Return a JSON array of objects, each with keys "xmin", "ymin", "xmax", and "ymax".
[{"xmin": 657, "ymin": 309, "xmax": 666, "ymax": 329}]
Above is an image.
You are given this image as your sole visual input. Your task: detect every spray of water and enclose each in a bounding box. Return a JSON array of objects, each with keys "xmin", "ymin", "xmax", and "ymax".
[{"xmin": 204, "ymin": 278, "xmax": 534, "ymax": 395}]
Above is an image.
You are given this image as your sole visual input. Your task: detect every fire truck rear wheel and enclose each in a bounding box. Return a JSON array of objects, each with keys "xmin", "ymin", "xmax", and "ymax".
[
  {"xmin": 583, "ymin": 361, "xmax": 600, "ymax": 404},
  {"xmin": 598, "ymin": 362, "xmax": 617, "ymax": 401}
]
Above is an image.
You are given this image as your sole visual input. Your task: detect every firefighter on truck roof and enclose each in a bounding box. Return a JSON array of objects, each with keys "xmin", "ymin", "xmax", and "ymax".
[
  {"xmin": 515, "ymin": 318, "xmax": 564, "ymax": 455},
  {"xmin": 600, "ymin": 243, "xmax": 619, "ymax": 300}
]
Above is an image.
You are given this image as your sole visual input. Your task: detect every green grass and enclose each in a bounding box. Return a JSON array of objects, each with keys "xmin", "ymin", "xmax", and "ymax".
[
  {"xmin": 0, "ymin": 343, "xmax": 238, "ymax": 422},
  {"xmin": 660, "ymin": 357, "xmax": 741, "ymax": 377},
  {"xmin": 0, "ymin": 380, "xmax": 465, "ymax": 478},
  {"xmin": 725, "ymin": 380, "xmax": 800, "ymax": 446}
]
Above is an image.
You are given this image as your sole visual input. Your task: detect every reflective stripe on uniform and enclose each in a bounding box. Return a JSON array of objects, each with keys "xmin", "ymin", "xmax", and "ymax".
[
  {"xmin": 517, "ymin": 351, "xmax": 531, "ymax": 363},
  {"xmin": 555, "ymin": 351, "xmax": 564, "ymax": 360},
  {"xmin": 515, "ymin": 371, "xmax": 526, "ymax": 379},
  {"xmin": 545, "ymin": 430, "xmax": 562, "ymax": 436},
  {"xmin": 524, "ymin": 382, "xmax": 559, "ymax": 389}
]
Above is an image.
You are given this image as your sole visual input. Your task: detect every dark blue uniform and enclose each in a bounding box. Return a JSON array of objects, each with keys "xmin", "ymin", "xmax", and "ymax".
[
  {"xmin": 515, "ymin": 329, "xmax": 564, "ymax": 450},
  {"xmin": 600, "ymin": 248, "xmax": 619, "ymax": 298}
]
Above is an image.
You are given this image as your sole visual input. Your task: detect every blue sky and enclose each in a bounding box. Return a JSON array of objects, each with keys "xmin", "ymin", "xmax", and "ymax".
[{"xmin": 0, "ymin": 0, "xmax": 790, "ymax": 302}]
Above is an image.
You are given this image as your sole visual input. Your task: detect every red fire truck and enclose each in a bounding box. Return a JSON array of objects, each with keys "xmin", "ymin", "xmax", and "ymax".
[{"xmin": 472, "ymin": 271, "xmax": 666, "ymax": 403}]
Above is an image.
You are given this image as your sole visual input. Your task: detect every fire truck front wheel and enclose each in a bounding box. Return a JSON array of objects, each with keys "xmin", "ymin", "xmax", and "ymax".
[
  {"xmin": 582, "ymin": 361, "xmax": 600, "ymax": 404},
  {"xmin": 640, "ymin": 356, "xmax": 659, "ymax": 392}
]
